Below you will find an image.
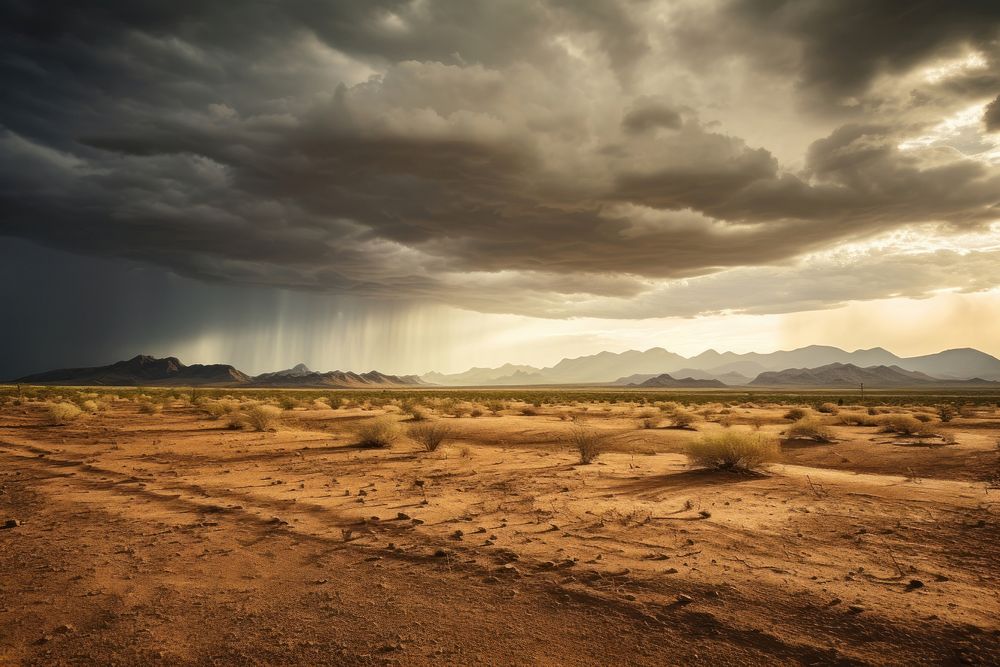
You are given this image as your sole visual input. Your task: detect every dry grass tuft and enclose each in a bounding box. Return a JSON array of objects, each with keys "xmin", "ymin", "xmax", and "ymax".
[
  {"xmin": 686, "ymin": 431, "xmax": 779, "ymax": 472},
  {"xmin": 409, "ymin": 422, "xmax": 454, "ymax": 452},
  {"xmin": 785, "ymin": 417, "xmax": 835, "ymax": 442},
  {"xmin": 877, "ymin": 414, "xmax": 933, "ymax": 436},
  {"xmin": 45, "ymin": 402, "xmax": 82, "ymax": 426},
  {"xmin": 356, "ymin": 417, "xmax": 402, "ymax": 448},
  {"xmin": 244, "ymin": 404, "xmax": 282, "ymax": 431},
  {"xmin": 569, "ymin": 425, "xmax": 608, "ymax": 464}
]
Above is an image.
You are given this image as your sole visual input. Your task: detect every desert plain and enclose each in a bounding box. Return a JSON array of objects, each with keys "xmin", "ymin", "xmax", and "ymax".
[{"xmin": 1, "ymin": 387, "xmax": 998, "ymax": 666}]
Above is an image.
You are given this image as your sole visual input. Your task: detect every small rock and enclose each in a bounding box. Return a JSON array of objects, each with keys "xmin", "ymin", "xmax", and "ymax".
[
  {"xmin": 905, "ymin": 579, "xmax": 925, "ymax": 590},
  {"xmin": 54, "ymin": 624, "xmax": 75, "ymax": 634},
  {"xmin": 665, "ymin": 568, "xmax": 679, "ymax": 574},
  {"xmin": 848, "ymin": 605, "xmax": 865, "ymax": 614},
  {"xmin": 483, "ymin": 576, "xmax": 501, "ymax": 584},
  {"xmin": 433, "ymin": 548, "xmax": 448, "ymax": 558},
  {"xmin": 396, "ymin": 512, "xmax": 411, "ymax": 520},
  {"xmin": 676, "ymin": 594, "xmax": 693, "ymax": 605},
  {"xmin": 451, "ymin": 530, "xmax": 464, "ymax": 540},
  {"xmin": 2, "ymin": 519, "xmax": 21, "ymax": 529}
]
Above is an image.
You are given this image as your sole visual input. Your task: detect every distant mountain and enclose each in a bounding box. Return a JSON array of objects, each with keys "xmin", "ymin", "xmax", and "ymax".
[
  {"xmin": 422, "ymin": 363, "xmax": 542, "ymax": 386},
  {"xmin": 632, "ymin": 374, "xmax": 727, "ymax": 388},
  {"xmin": 15, "ymin": 354, "xmax": 250, "ymax": 386},
  {"xmin": 250, "ymin": 369, "xmax": 424, "ymax": 388},
  {"xmin": 16, "ymin": 355, "xmax": 426, "ymax": 388},
  {"xmin": 749, "ymin": 363, "xmax": 999, "ymax": 388},
  {"xmin": 253, "ymin": 362, "xmax": 312, "ymax": 382},
  {"xmin": 424, "ymin": 345, "xmax": 1000, "ymax": 385},
  {"xmin": 613, "ymin": 368, "xmax": 750, "ymax": 386}
]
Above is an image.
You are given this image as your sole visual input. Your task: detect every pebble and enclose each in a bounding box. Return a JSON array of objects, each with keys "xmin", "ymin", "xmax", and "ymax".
[{"xmin": 2, "ymin": 519, "xmax": 21, "ymax": 529}]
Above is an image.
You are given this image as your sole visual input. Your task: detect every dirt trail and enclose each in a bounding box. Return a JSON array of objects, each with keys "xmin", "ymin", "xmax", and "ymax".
[{"xmin": 1, "ymin": 404, "xmax": 999, "ymax": 665}]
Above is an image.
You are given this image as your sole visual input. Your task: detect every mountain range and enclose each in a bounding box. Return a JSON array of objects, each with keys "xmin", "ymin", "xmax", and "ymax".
[
  {"xmin": 423, "ymin": 345, "xmax": 1000, "ymax": 386},
  {"xmin": 13, "ymin": 356, "xmax": 425, "ymax": 388},
  {"xmin": 13, "ymin": 345, "xmax": 1000, "ymax": 389}
]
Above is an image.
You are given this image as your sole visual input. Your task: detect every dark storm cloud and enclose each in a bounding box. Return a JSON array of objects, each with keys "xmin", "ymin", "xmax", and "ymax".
[
  {"xmin": 721, "ymin": 0, "xmax": 1000, "ymax": 103},
  {"xmin": 1, "ymin": 0, "xmax": 999, "ymax": 321},
  {"xmin": 986, "ymin": 95, "xmax": 1000, "ymax": 132}
]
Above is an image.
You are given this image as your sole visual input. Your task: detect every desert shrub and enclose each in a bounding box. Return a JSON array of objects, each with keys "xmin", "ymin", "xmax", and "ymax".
[
  {"xmin": 520, "ymin": 405, "xmax": 539, "ymax": 416},
  {"xmin": 668, "ymin": 408, "xmax": 698, "ymax": 429},
  {"xmin": 569, "ymin": 425, "xmax": 608, "ymax": 464},
  {"xmin": 451, "ymin": 402, "xmax": 473, "ymax": 418},
  {"xmin": 937, "ymin": 404, "xmax": 956, "ymax": 422},
  {"xmin": 45, "ymin": 402, "xmax": 82, "ymax": 426},
  {"xmin": 637, "ymin": 408, "xmax": 659, "ymax": 419},
  {"xmin": 408, "ymin": 422, "xmax": 454, "ymax": 452},
  {"xmin": 470, "ymin": 407, "xmax": 483, "ymax": 418},
  {"xmin": 717, "ymin": 414, "xmax": 734, "ymax": 428},
  {"xmin": 783, "ymin": 407, "xmax": 810, "ymax": 421},
  {"xmin": 877, "ymin": 414, "xmax": 931, "ymax": 436},
  {"xmin": 244, "ymin": 404, "xmax": 282, "ymax": 431},
  {"xmin": 657, "ymin": 401, "xmax": 681, "ymax": 413},
  {"xmin": 838, "ymin": 411, "xmax": 875, "ymax": 426},
  {"xmin": 312, "ymin": 398, "xmax": 333, "ymax": 410},
  {"xmin": 138, "ymin": 401, "xmax": 163, "ymax": 415},
  {"xmin": 356, "ymin": 417, "xmax": 402, "ymax": 448},
  {"xmin": 407, "ymin": 405, "xmax": 430, "ymax": 421},
  {"xmin": 276, "ymin": 396, "xmax": 300, "ymax": 411},
  {"xmin": 748, "ymin": 415, "xmax": 763, "ymax": 430},
  {"xmin": 80, "ymin": 400, "xmax": 99, "ymax": 413},
  {"xmin": 225, "ymin": 412, "xmax": 245, "ymax": 430},
  {"xmin": 485, "ymin": 400, "xmax": 506, "ymax": 415},
  {"xmin": 913, "ymin": 412, "xmax": 934, "ymax": 423},
  {"xmin": 640, "ymin": 415, "xmax": 661, "ymax": 429},
  {"xmin": 785, "ymin": 417, "xmax": 835, "ymax": 442},
  {"xmin": 686, "ymin": 432, "xmax": 779, "ymax": 472},
  {"xmin": 816, "ymin": 402, "xmax": 839, "ymax": 414}
]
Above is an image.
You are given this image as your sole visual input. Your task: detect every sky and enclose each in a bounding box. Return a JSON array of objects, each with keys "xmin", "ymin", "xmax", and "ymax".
[{"xmin": 1, "ymin": 1, "xmax": 1000, "ymax": 377}]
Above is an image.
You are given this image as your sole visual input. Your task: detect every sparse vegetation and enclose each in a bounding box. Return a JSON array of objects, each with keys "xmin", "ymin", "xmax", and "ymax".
[
  {"xmin": 244, "ymin": 404, "xmax": 282, "ymax": 431},
  {"xmin": 783, "ymin": 407, "xmax": 810, "ymax": 421},
  {"xmin": 569, "ymin": 425, "xmax": 608, "ymax": 464},
  {"xmin": 877, "ymin": 414, "xmax": 933, "ymax": 436},
  {"xmin": 45, "ymin": 402, "xmax": 82, "ymax": 425},
  {"xmin": 667, "ymin": 408, "xmax": 698, "ymax": 429},
  {"xmin": 409, "ymin": 422, "xmax": 454, "ymax": 452},
  {"xmin": 785, "ymin": 417, "xmax": 835, "ymax": 442},
  {"xmin": 686, "ymin": 431, "xmax": 780, "ymax": 472},
  {"xmin": 356, "ymin": 417, "xmax": 402, "ymax": 448}
]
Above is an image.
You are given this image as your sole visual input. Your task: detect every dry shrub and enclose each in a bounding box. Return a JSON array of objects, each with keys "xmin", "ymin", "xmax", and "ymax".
[
  {"xmin": 668, "ymin": 408, "xmax": 698, "ymax": 429},
  {"xmin": 520, "ymin": 405, "xmax": 539, "ymax": 416},
  {"xmin": 783, "ymin": 407, "xmax": 810, "ymax": 421},
  {"xmin": 569, "ymin": 425, "xmax": 608, "ymax": 464},
  {"xmin": 80, "ymin": 400, "xmax": 99, "ymax": 413},
  {"xmin": 485, "ymin": 400, "xmax": 506, "ymax": 415},
  {"xmin": 46, "ymin": 402, "xmax": 82, "ymax": 425},
  {"xmin": 877, "ymin": 414, "xmax": 932, "ymax": 436},
  {"xmin": 937, "ymin": 404, "xmax": 956, "ymax": 422},
  {"xmin": 640, "ymin": 415, "xmax": 661, "ymax": 429},
  {"xmin": 470, "ymin": 407, "xmax": 484, "ymax": 418},
  {"xmin": 138, "ymin": 401, "xmax": 163, "ymax": 415},
  {"xmin": 356, "ymin": 417, "xmax": 402, "ymax": 448},
  {"xmin": 838, "ymin": 411, "xmax": 875, "ymax": 426},
  {"xmin": 403, "ymin": 403, "xmax": 429, "ymax": 421},
  {"xmin": 785, "ymin": 417, "xmax": 835, "ymax": 442},
  {"xmin": 686, "ymin": 431, "xmax": 779, "ymax": 472},
  {"xmin": 408, "ymin": 422, "xmax": 454, "ymax": 452},
  {"xmin": 244, "ymin": 404, "xmax": 282, "ymax": 431},
  {"xmin": 816, "ymin": 402, "xmax": 839, "ymax": 414}
]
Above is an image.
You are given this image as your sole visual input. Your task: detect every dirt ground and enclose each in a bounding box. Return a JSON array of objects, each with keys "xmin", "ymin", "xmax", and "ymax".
[{"xmin": 2, "ymin": 397, "xmax": 999, "ymax": 665}]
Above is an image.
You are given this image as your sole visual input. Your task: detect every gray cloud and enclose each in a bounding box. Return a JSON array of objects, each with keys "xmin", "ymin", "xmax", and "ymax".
[
  {"xmin": 986, "ymin": 95, "xmax": 1000, "ymax": 132},
  {"xmin": 1, "ymin": 0, "xmax": 999, "ymax": 325}
]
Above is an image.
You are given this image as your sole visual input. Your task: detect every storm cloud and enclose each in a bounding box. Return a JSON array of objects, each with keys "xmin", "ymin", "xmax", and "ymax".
[{"xmin": 1, "ymin": 0, "xmax": 1000, "ymax": 324}]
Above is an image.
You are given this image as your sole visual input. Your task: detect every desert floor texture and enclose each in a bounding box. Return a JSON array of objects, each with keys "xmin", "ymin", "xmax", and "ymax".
[{"xmin": 1, "ymin": 394, "xmax": 999, "ymax": 665}]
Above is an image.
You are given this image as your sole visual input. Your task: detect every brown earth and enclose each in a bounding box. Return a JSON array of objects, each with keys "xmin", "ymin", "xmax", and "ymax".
[{"xmin": 1, "ymin": 399, "xmax": 999, "ymax": 665}]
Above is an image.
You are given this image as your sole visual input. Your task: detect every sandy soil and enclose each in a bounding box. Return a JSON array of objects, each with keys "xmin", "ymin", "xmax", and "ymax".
[{"xmin": 1, "ymin": 399, "xmax": 999, "ymax": 665}]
